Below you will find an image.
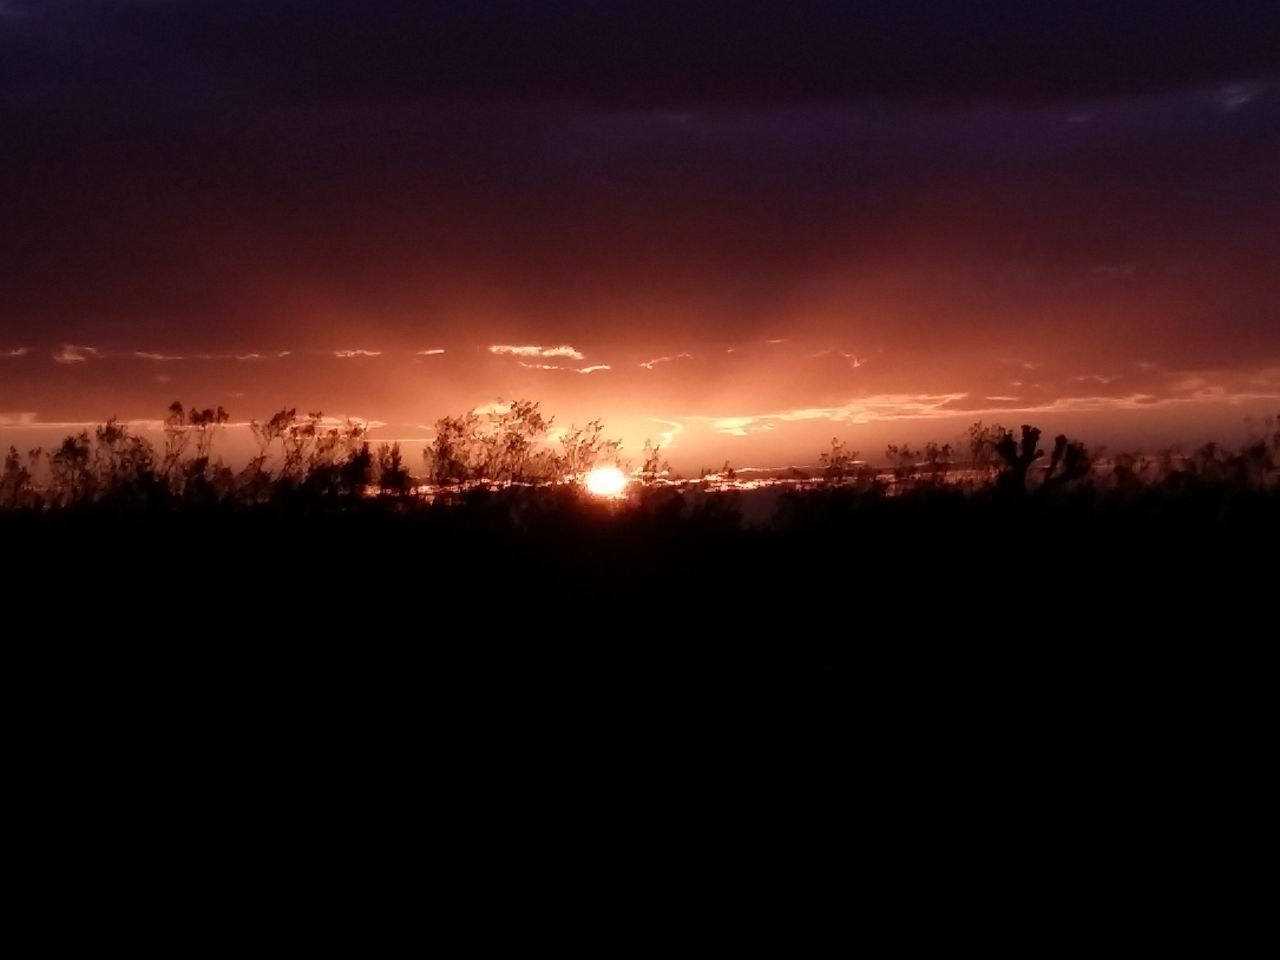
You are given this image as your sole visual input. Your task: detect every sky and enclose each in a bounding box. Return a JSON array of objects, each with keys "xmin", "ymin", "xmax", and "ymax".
[{"xmin": 2, "ymin": 1, "xmax": 1278, "ymax": 470}]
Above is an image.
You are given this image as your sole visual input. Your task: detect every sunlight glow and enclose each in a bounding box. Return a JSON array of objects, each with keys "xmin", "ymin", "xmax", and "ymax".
[{"xmin": 585, "ymin": 465, "xmax": 628, "ymax": 498}]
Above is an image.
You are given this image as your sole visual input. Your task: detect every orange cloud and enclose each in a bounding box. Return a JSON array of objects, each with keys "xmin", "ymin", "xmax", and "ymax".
[
  {"xmin": 52, "ymin": 344, "xmax": 98, "ymax": 364},
  {"xmin": 135, "ymin": 351, "xmax": 185, "ymax": 361},
  {"xmin": 490, "ymin": 344, "xmax": 585, "ymax": 360},
  {"xmin": 640, "ymin": 352, "xmax": 693, "ymax": 369}
]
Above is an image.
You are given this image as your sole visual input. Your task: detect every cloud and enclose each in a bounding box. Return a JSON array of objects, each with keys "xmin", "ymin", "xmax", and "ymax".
[
  {"xmin": 640, "ymin": 352, "xmax": 693, "ymax": 370},
  {"xmin": 490, "ymin": 344, "xmax": 585, "ymax": 360},
  {"xmin": 697, "ymin": 393, "xmax": 973, "ymax": 436},
  {"xmin": 517, "ymin": 361, "xmax": 610, "ymax": 374},
  {"xmin": 52, "ymin": 344, "xmax": 98, "ymax": 364},
  {"xmin": 186, "ymin": 351, "xmax": 284, "ymax": 361},
  {"xmin": 332, "ymin": 349, "xmax": 382, "ymax": 358},
  {"xmin": 135, "ymin": 351, "xmax": 184, "ymax": 361},
  {"xmin": 806, "ymin": 349, "xmax": 865, "ymax": 369},
  {"xmin": 3, "ymin": 347, "xmax": 27, "ymax": 358},
  {"xmin": 416, "ymin": 348, "xmax": 446, "ymax": 356},
  {"xmin": 309, "ymin": 414, "xmax": 388, "ymax": 431},
  {"xmin": 1219, "ymin": 83, "xmax": 1263, "ymax": 111},
  {"xmin": 710, "ymin": 417, "xmax": 776, "ymax": 438},
  {"xmin": 698, "ymin": 376, "xmax": 1280, "ymax": 438},
  {"xmin": 649, "ymin": 418, "xmax": 684, "ymax": 447},
  {"xmin": 0, "ymin": 413, "xmax": 168, "ymax": 431},
  {"xmin": 15, "ymin": 3, "xmax": 1273, "ymax": 111}
]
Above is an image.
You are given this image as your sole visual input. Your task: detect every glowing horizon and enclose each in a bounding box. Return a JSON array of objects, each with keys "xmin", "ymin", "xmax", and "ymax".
[{"xmin": 2, "ymin": 4, "xmax": 1276, "ymax": 464}]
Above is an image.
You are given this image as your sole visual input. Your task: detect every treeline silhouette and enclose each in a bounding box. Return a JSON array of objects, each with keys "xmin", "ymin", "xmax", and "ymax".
[
  {"xmin": 4, "ymin": 399, "xmax": 1278, "ymax": 510},
  {"xmin": 5, "ymin": 397, "xmax": 1275, "ymax": 641},
  {"xmin": 5, "ymin": 399, "xmax": 1273, "ymax": 783}
]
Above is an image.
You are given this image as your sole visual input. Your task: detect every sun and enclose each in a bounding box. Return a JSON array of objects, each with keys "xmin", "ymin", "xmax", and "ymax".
[{"xmin": 585, "ymin": 465, "xmax": 628, "ymax": 498}]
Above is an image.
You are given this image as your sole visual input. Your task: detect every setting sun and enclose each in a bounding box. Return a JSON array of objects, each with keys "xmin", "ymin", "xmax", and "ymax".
[{"xmin": 585, "ymin": 466, "xmax": 628, "ymax": 498}]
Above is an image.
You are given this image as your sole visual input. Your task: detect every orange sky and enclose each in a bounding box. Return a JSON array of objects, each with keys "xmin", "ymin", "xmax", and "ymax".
[{"xmin": 2, "ymin": 2, "xmax": 1278, "ymax": 468}]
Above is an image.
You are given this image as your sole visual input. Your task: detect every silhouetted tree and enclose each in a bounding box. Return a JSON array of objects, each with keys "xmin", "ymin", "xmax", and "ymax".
[
  {"xmin": 376, "ymin": 442, "xmax": 413, "ymax": 496},
  {"xmin": 560, "ymin": 420, "xmax": 624, "ymax": 483},
  {"xmin": 700, "ymin": 461, "xmax": 736, "ymax": 482},
  {"xmin": 163, "ymin": 401, "xmax": 230, "ymax": 498},
  {"xmin": 425, "ymin": 400, "xmax": 566, "ymax": 488},
  {"xmin": 1041, "ymin": 434, "xmax": 1092, "ymax": 492},
  {"xmin": 885, "ymin": 444, "xmax": 918, "ymax": 485},
  {"xmin": 919, "ymin": 442, "xmax": 954, "ymax": 484},
  {"xmin": 819, "ymin": 438, "xmax": 860, "ymax": 483},
  {"xmin": 1, "ymin": 446, "xmax": 40, "ymax": 510},
  {"xmin": 1109, "ymin": 451, "xmax": 1153, "ymax": 491},
  {"xmin": 967, "ymin": 421, "xmax": 1008, "ymax": 479},
  {"xmin": 638, "ymin": 439, "xmax": 669, "ymax": 485},
  {"xmin": 992, "ymin": 425, "xmax": 1043, "ymax": 494},
  {"xmin": 49, "ymin": 432, "xmax": 93, "ymax": 504}
]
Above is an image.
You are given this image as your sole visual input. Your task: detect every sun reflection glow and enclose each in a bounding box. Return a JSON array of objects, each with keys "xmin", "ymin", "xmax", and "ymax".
[{"xmin": 585, "ymin": 465, "xmax": 628, "ymax": 498}]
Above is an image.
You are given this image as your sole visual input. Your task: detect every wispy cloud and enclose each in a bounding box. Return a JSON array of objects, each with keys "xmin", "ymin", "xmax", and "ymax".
[
  {"xmin": 639, "ymin": 352, "xmax": 693, "ymax": 370},
  {"xmin": 517, "ymin": 361, "xmax": 610, "ymax": 374},
  {"xmin": 416, "ymin": 348, "xmax": 446, "ymax": 356},
  {"xmin": 0, "ymin": 413, "xmax": 169, "ymax": 431},
  {"xmin": 3, "ymin": 347, "xmax": 27, "ymax": 358},
  {"xmin": 709, "ymin": 416, "xmax": 776, "ymax": 437},
  {"xmin": 696, "ymin": 393, "xmax": 972, "ymax": 436},
  {"xmin": 1219, "ymin": 82, "xmax": 1261, "ymax": 112},
  {"xmin": 52, "ymin": 344, "xmax": 98, "ymax": 364},
  {"xmin": 490, "ymin": 344, "xmax": 585, "ymax": 360},
  {"xmin": 188, "ymin": 351, "xmax": 282, "ymax": 361},
  {"xmin": 1073, "ymin": 374, "xmax": 1120, "ymax": 385},
  {"xmin": 698, "ymin": 379, "xmax": 1280, "ymax": 438},
  {"xmin": 309, "ymin": 414, "xmax": 388, "ymax": 431},
  {"xmin": 807, "ymin": 349, "xmax": 865, "ymax": 368},
  {"xmin": 649, "ymin": 418, "xmax": 684, "ymax": 447},
  {"xmin": 135, "ymin": 351, "xmax": 185, "ymax": 361},
  {"xmin": 332, "ymin": 349, "xmax": 382, "ymax": 358}
]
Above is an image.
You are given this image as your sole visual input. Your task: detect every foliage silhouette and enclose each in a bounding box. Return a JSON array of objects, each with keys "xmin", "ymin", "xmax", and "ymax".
[{"xmin": 2, "ymin": 402, "xmax": 1276, "ymax": 520}]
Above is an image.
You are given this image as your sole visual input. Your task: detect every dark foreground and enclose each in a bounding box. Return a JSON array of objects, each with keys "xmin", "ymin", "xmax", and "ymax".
[
  {"xmin": 6, "ymin": 482, "xmax": 1274, "ymax": 692},
  {"xmin": 4, "ymin": 484, "xmax": 1272, "ymax": 937}
]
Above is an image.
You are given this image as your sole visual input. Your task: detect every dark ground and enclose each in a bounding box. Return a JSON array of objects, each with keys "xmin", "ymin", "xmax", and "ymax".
[{"xmin": 3, "ymin": 485, "xmax": 1271, "ymax": 940}]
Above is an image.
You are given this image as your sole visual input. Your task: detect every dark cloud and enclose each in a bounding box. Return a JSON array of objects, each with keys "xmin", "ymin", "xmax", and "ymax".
[{"xmin": 3, "ymin": 1, "xmax": 1278, "ymax": 111}]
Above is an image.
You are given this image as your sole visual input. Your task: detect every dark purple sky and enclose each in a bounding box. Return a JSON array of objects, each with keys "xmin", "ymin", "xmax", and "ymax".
[{"xmin": 2, "ymin": 1, "xmax": 1278, "ymax": 467}]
